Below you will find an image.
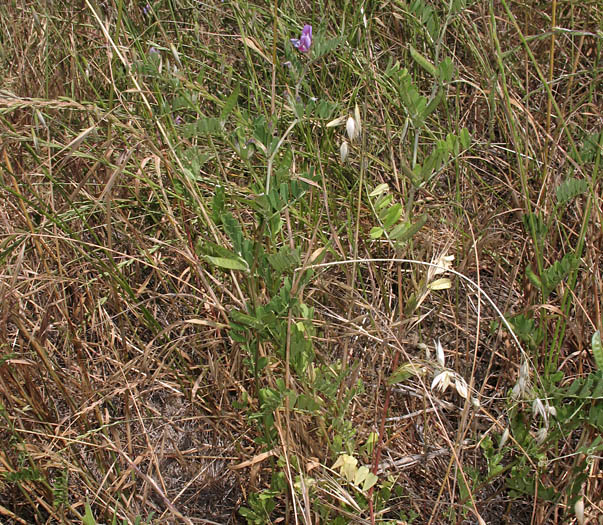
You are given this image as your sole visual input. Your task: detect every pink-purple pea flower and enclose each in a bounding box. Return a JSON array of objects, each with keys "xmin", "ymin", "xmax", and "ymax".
[{"xmin": 291, "ymin": 25, "xmax": 312, "ymax": 53}]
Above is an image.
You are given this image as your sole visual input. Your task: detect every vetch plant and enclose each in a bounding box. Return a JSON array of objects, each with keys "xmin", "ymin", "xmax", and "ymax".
[
  {"xmin": 291, "ymin": 24, "xmax": 312, "ymax": 53},
  {"xmin": 193, "ymin": 25, "xmax": 378, "ymax": 522},
  {"xmin": 286, "ymin": 23, "xmax": 324, "ymax": 110}
]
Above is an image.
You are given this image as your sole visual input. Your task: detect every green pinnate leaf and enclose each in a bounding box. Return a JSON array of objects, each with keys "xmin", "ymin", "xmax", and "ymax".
[
  {"xmin": 437, "ymin": 57, "xmax": 454, "ymax": 83},
  {"xmin": 375, "ymin": 193, "xmax": 393, "ymax": 211},
  {"xmin": 388, "ymin": 362, "xmax": 426, "ymax": 385},
  {"xmin": 421, "ymin": 89, "xmax": 443, "ymax": 121},
  {"xmin": 205, "ymin": 255, "xmax": 249, "ymax": 271},
  {"xmin": 222, "ymin": 213, "xmax": 244, "ymax": 254},
  {"xmin": 409, "ymin": 0, "xmax": 440, "ymax": 40},
  {"xmin": 390, "ymin": 214, "xmax": 427, "ymax": 243},
  {"xmin": 267, "ymin": 246, "xmax": 300, "ymax": 273},
  {"xmin": 571, "ymin": 129, "xmax": 603, "ymax": 163},
  {"xmin": 541, "ymin": 253, "xmax": 579, "ymax": 295},
  {"xmin": 556, "ymin": 177, "xmax": 588, "ymax": 205},
  {"xmin": 211, "ymin": 185, "xmax": 225, "ymax": 224},
  {"xmin": 313, "ymin": 36, "xmax": 344, "ymax": 59},
  {"xmin": 181, "ymin": 117, "xmax": 222, "ymax": 137},
  {"xmin": 522, "ymin": 212, "xmax": 548, "ymax": 242},
  {"xmin": 592, "ymin": 374, "xmax": 603, "ymax": 398},
  {"xmin": 525, "ymin": 265, "xmax": 542, "ymax": 289},
  {"xmin": 589, "ymin": 402, "xmax": 603, "ymax": 430}
]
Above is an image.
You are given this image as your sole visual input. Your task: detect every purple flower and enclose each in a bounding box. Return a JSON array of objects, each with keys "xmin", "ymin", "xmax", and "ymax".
[
  {"xmin": 291, "ymin": 25, "xmax": 312, "ymax": 53},
  {"xmin": 143, "ymin": 3, "xmax": 151, "ymax": 16}
]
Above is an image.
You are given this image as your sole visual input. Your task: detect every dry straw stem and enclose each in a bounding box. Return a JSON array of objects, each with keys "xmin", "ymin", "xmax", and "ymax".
[{"xmin": 299, "ymin": 257, "xmax": 530, "ymax": 365}]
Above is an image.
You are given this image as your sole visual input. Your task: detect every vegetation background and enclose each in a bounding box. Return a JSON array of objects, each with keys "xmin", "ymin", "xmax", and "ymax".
[{"xmin": 0, "ymin": 0, "xmax": 601, "ymax": 523}]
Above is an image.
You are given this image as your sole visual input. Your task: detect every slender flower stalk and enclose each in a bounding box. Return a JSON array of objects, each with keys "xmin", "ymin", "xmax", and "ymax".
[{"xmin": 290, "ymin": 24, "xmax": 313, "ymax": 100}]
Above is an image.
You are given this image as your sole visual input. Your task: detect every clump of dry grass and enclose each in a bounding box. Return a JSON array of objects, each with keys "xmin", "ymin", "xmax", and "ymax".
[{"xmin": 1, "ymin": 0, "xmax": 602, "ymax": 524}]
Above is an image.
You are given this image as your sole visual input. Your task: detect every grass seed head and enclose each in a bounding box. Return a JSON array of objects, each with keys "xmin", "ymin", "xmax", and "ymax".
[
  {"xmin": 454, "ymin": 374, "xmax": 469, "ymax": 399},
  {"xmin": 354, "ymin": 103, "xmax": 362, "ymax": 134},
  {"xmin": 575, "ymin": 498, "xmax": 585, "ymax": 525},
  {"xmin": 346, "ymin": 116, "xmax": 357, "ymax": 142},
  {"xmin": 499, "ymin": 427, "xmax": 510, "ymax": 449},
  {"xmin": 431, "ymin": 370, "xmax": 453, "ymax": 393},
  {"xmin": 534, "ymin": 427, "xmax": 548, "ymax": 444},
  {"xmin": 340, "ymin": 140, "xmax": 349, "ymax": 163}
]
